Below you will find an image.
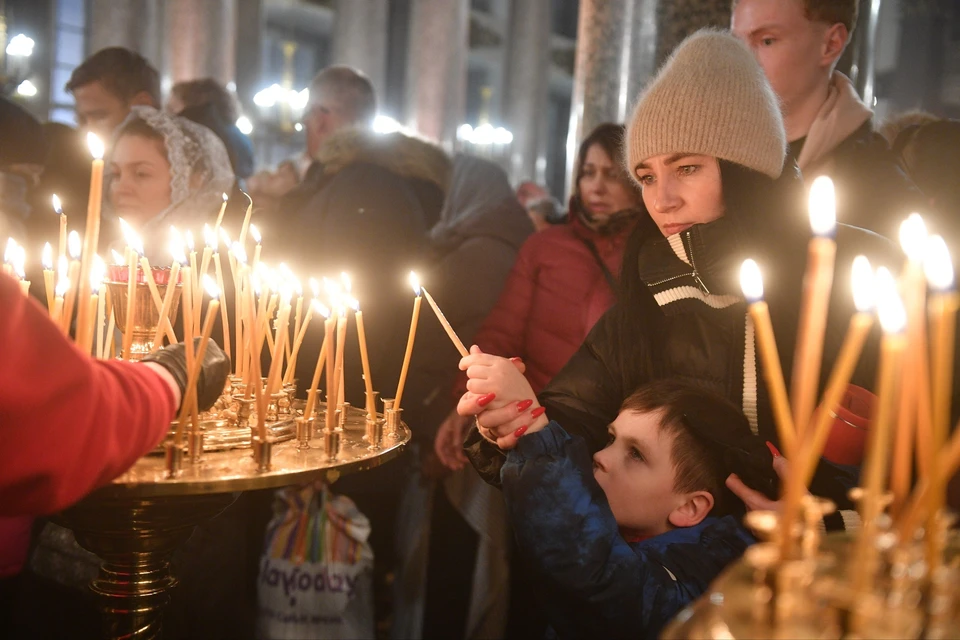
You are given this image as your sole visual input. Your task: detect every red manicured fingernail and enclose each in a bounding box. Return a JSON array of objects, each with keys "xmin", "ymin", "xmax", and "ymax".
[
  {"xmin": 517, "ymin": 399, "xmax": 534, "ymax": 412},
  {"xmin": 766, "ymin": 441, "xmax": 781, "ymax": 458},
  {"xmin": 531, "ymin": 407, "xmax": 546, "ymax": 418},
  {"xmin": 477, "ymin": 393, "xmax": 496, "ymax": 407},
  {"xmin": 514, "ymin": 425, "xmax": 529, "ymax": 438}
]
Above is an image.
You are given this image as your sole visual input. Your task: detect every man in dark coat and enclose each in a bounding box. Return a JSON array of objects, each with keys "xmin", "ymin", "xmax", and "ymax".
[
  {"xmin": 274, "ymin": 65, "xmax": 451, "ymax": 629},
  {"xmin": 732, "ymin": 0, "xmax": 923, "ymax": 241}
]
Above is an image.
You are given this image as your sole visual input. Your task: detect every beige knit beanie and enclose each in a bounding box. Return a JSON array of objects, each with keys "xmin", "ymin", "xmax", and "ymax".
[{"xmin": 626, "ymin": 29, "xmax": 786, "ymax": 181}]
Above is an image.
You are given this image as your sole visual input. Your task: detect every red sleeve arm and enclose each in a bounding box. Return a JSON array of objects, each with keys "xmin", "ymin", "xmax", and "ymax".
[
  {"xmin": 452, "ymin": 237, "xmax": 539, "ymax": 397},
  {"xmin": 0, "ymin": 273, "xmax": 176, "ymax": 516}
]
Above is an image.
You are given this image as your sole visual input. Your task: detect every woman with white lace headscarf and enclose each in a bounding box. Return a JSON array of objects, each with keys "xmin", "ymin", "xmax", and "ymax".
[{"xmin": 107, "ymin": 106, "xmax": 235, "ymax": 260}]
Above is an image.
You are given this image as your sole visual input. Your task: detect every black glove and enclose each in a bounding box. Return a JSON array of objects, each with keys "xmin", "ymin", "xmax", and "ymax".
[{"xmin": 142, "ymin": 338, "xmax": 231, "ymax": 412}]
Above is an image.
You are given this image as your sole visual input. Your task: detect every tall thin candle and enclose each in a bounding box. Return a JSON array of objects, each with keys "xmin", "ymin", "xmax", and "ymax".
[
  {"xmin": 52, "ymin": 194, "xmax": 66, "ymax": 262},
  {"xmin": 62, "ymin": 231, "xmax": 82, "ymax": 333},
  {"xmin": 395, "ymin": 272, "xmax": 422, "ymax": 411},
  {"xmin": 74, "ymin": 133, "xmax": 105, "ymax": 349},
  {"xmin": 41, "ymin": 242, "xmax": 55, "ymax": 312},
  {"xmin": 352, "ymin": 298, "xmax": 376, "ymax": 418}
]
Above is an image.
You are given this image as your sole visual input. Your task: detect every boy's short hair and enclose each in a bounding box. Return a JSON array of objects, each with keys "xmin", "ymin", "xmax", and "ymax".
[
  {"xmin": 308, "ymin": 65, "xmax": 377, "ymax": 126},
  {"xmin": 66, "ymin": 47, "xmax": 161, "ymax": 106},
  {"xmin": 620, "ymin": 380, "xmax": 760, "ymax": 514}
]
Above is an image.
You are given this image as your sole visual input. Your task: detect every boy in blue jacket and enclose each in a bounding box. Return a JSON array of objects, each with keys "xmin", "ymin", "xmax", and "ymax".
[{"xmin": 462, "ymin": 355, "xmax": 778, "ymax": 638}]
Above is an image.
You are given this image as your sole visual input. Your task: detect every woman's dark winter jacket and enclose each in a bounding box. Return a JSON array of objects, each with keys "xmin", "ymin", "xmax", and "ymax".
[
  {"xmin": 179, "ymin": 102, "xmax": 255, "ymax": 179},
  {"xmin": 455, "ymin": 210, "xmax": 637, "ymax": 395},
  {"xmin": 467, "ymin": 166, "xmax": 901, "ymax": 520},
  {"xmin": 502, "ymin": 421, "xmax": 754, "ymax": 639}
]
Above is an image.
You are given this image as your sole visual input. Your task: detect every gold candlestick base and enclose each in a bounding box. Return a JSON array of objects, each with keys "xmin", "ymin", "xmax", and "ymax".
[{"xmin": 107, "ymin": 273, "xmax": 181, "ymax": 361}]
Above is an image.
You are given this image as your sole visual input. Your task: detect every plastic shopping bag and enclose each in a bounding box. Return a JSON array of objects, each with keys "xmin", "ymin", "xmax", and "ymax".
[{"xmin": 256, "ymin": 482, "xmax": 375, "ymax": 639}]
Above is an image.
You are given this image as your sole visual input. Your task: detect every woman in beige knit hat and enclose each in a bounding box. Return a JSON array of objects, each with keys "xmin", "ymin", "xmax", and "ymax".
[{"xmin": 457, "ymin": 28, "xmax": 899, "ymax": 634}]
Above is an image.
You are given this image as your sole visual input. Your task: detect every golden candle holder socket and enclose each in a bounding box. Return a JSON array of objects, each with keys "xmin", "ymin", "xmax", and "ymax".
[
  {"xmin": 164, "ymin": 442, "xmax": 184, "ymax": 478},
  {"xmin": 253, "ymin": 437, "xmax": 273, "ymax": 472},
  {"xmin": 232, "ymin": 394, "xmax": 255, "ymax": 429},
  {"xmin": 325, "ymin": 421, "xmax": 342, "ymax": 462},
  {"xmin": 385, "ymin": 406, "xmax": 402, "ymax": 437},
  {"xmin": 366, "ymin": 416, "xmax": 383, "ymax": 450},
  {"xmin": 382, "ymin": 397, "xmax": 396, "ymax": 414},
  {"xmin": 265, "ymin": 393, "xmax": 283, "ymax": 422},
  {"xmin": 296, "ymin": 417, "xmax": 312, "ymax": 449},
  {"xmin": 338, "ymin": 402, "xmax": 350, "ymax": 428},
  {"xmin": 282, "ymin": 383, "xmax": 297, "ymax": 414},
  {"xmin": 188, "ymin": 431, "xmax": 205, "ymax": 464},
  {"xmin": 106, "ymin": 276, "xmax": 181, "ymax": 361}
]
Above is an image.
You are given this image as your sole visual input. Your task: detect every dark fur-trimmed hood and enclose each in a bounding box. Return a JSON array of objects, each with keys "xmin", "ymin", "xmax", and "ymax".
[{"xmin": 316, "ymin": 128, "xmax": 452, "ymax": 194}]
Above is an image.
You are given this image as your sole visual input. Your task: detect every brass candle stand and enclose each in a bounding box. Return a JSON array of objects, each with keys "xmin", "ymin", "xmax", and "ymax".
[{"xmin": 54, "ymin": 398, "xmax": 409, "ymax": 640}]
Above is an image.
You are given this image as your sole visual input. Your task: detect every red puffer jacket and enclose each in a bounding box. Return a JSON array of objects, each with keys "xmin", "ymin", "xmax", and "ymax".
[{"xmin": 459, "ymin": 214, "xmax": 636, "ymax": 394}]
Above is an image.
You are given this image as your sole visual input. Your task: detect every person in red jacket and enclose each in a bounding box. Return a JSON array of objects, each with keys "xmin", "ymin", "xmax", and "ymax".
[
  {"xmin": 0, "ymin": 272, "xmax": 228, "ymax": 575},
  {"xmin": 435, "ymin": 123, "xmax": 643, "ymax": 472}
]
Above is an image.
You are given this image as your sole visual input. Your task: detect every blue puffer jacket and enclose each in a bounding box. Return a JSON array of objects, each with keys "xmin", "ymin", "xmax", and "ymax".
[{"xmin": 501, "ymin": 422, "xmax": 755, "ymax": 639}]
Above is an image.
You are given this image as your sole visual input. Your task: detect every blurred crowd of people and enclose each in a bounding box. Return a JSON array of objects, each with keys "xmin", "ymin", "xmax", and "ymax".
[{"xmin": 3, "ymin": 0, "xmax": 960, "ymax": 638}]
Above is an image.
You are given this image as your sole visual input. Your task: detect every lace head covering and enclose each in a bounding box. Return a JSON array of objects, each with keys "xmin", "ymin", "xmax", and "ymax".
[{"xmin": 111, "ymin": 106, "xmax": 234, "ymax": 239}]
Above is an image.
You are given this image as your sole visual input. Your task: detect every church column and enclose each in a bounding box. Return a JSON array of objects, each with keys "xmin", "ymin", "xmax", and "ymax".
[
  {"xmin": 165, "ymin": 0, "xmax": 237, "ymax": 85},
  {"xmin": 333, "ymin": 0, "xmax": 389, "ymax": 103}
]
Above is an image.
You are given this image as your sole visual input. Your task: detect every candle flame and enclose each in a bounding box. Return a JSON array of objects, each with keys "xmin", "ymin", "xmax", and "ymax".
[
  {"xmin": 341, "ymin": 271, "xmax": 352, "ymax": 293},
  {"xmin": 231, "ymin": 242, "xmax": 247, "ymax": 264},
  {"xmin": 899, "ymin": 213, "xmax": 928, "ymax": 262},
  {"xmin": 250, "ymin": 224, "xmax": 261, "ymax": 245},
  {"xmin": 185, "ymin": 230, "xmax": 195, "ymax": 252},
  {"xmin": 808, "ymin": 176, "xmax": 836, "ymax": 236},
  {"xmin": 68, "ymin": 230, "xmax": 81, "ymax": 259},
  {"xmin": 87, "ymin": 132, "xmax": 105, "ymax": 160},
  {"xmin": 12, "ymin": 245, "xmax": 25, "ymax": 278},
  {"xmin": 222, "ymin": 192, "xmax": 229, "ymax": 202},
  {"xmin": 923, "ymin": 235, "xmax": 954, "ymax": 292},
  {"xmin": 409, "ymin": 271, "xmax": 421, "ymax": 296},
  {"xmin": 203, "ymin": 223, "xmax": 217, "ymax": 249},
  {"xmin": 850, "ymin": 255, "xmax": 875, "ymax": 312},
  {"xmin": 323, "ymin": 277, "xmax": 342, "ymax": 305},
  {"xmin": 345, "ymin": 296, "xmax": 359, "ymax": 312},
  {"xmin": 279, "ymin": 282, "xmax": 294, "ymax": 303},
  {"xmin": 90, "ymin": 254, "xmax": 106, "ymax": 293},
  {"xmin": 312, "ymin": 300, "xmax": 331, "ymax": 318},
  {"xmin": 118, "ymin": 218, "xmax": 143, "ymax": 255},
  {"xmin": 309, "ymin": 277, "xmax": 320, "ymax": 298},
  {"xmin": 42, "ymin": 242, "xmax": 53, "ymax": 270},
  {"xmin": 55, "ymin": 272, "xmax": 70, "ymax": 297},
  {"xmin": 202, "ymin": 273, "xmax": 220, "ymax": 299},
  {"xmin": 169, "ymin": 227, "xmax": 187, "ymax": 265},
  {"xmin": 4, "ymin": 238, "xmax": 16, "ymax": 264},
  {"xmin": 51, "ymin": 194, "xmax": 63, "ymax": 215},
  {"xmin": 739, "ymin": 259, "xmax": 763, "ymax": 302},
  {"xmin": 57, "ymin": 255, "xmax": 68, "ymax": 279},
  {"xmin": 219, "ymin": 227, "xmax": 232, "ymax": 248},
  {"xmin": 111, "ymin": 249, "xmax": 126, "ymax": 266},
  {"xmin": 875, "ymin": 267, "xmax": 906, "ymax": 334}
]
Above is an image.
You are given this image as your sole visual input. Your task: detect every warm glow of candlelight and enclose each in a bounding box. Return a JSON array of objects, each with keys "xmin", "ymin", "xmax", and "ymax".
[
  {"xmin": 42, "ymin": 243, "xmax": 53, "ymax": 270},
  {"xmin": 11, "ymin": 245, "xmax": 26, "ymax": 278},
  {"xmin": 231, "ymin": 241, "xmax": 247, "ymax": 264},
  {"xmin": 185, "ymin": 230, "xmax": 195, "ymax": 252},
  {"xmin": 55, "ymin": 272, "xmax": 70, "ymax": 297},
  {"xmin": 4, "ymin": 238, "xmax": 16, "ymax": 264},
  {"xmin": 119, "ymin": 218, "xmax": 143, "ymax": 255},
  {"xmin": 899, "ymin": 213, "xmax": 928, "ymax": 262},
  {"xmin": 739, "ymin": 259, "xmax": 763, "ymax": 302},
  {"xmin": 203, "ymin": 223, "xmax": 217, "ymax": 249},
  {"xmin": 808, "ymin": 175, "xmax": 836, "ymax": 236},
  {"xmin": 409, "ymin": 271, "xmax": 421, "ymax": 295},
  {"xmin": 219, "ymin": 227, "xmax": 232, "ymax": 249},
  {"xmin": 86, "ymin": 132, "xmax": 105, "ymax": 159},
  {"xmin": 250, "ymin": 224, "xmax": 262, "ymax": 245},
  {"xmin": 851, "ymin": 256, "xmax": 875, "ymax": 312},
  {"xmin": 876, "ymin": 267, "xmax": 907, "ymax": 333},
  {"xmin": 341, "ymin": 271, "xmax": 352, "ymax": 293},
  {"xmin": 314, "ymin": 299, "xmax": 331, "ymax": 317},
  {"xmin": 170, "ymin": 228, "xmax": 187, "ymax": 265},
  {"xmin": 347, "ymin": 296, "xmax": 359, "ymax": 311},
  {"xmin": 52, "ymin": 194, "xmax": 63, "ymax": 215},
  {"xmin": 309, "ymin": 277, "xmax": 320, "ymax": 298},
  {"xmin": 924, "ymin": 235, "xmax": 954, "ymax": 292},
  {"xmin": 57, "ymin": 255, "xmax": 68, "ymax": 279},
  {"xmin": 111, "ymin": 249, "xmax": 125, "ymax": 265},
  {"xmin": 68, "ymin": 231, "xmax": 81, "ymax": 259},
  {"xmin": 90, "ymin": 255, "xmax": 105, "ymax": 293},
  {"xmin": 202, "ymin": 273, "xmax": 220, "ymax": 299}
]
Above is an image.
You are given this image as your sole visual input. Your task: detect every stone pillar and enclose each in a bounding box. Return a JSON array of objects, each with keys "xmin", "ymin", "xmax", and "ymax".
[
  {"xmin": 404, "ymin": 0, "xmax": 469, "ymax": 149},
  {"xmin": 88, "ymin": 0, "xmax": 162, "ymax": 68},
  {"xmin": 502, "ymin": 0, "xmax": 551, "ymax": 184},
  {"xmin": 837, "ymin": 0, "xmax": 883, "ymax": 106},
  {"xmin": 235, "ymin": 0, "xmax": 264, "ymax": 110},
  {"xmin": 565, "ymin": 0, "xmax": 730, "ymax": 194},
  {"xmin": 333, "ymin": 0, "xmax": 389, "ymax": 103},
  {"xmin": 165, "ymin": 0, "xmax": 237, "ymax": 85}
]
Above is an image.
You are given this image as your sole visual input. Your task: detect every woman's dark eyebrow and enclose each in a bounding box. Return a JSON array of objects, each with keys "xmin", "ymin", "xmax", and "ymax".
[{"xmin": 663, "ymin": 153, "xmax": 697, "ymax": 165}]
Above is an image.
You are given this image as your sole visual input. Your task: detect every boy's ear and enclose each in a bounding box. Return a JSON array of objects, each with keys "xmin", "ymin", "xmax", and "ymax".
[
  {"xmin": 668, "ymin": 491, "xmax": 714, "ymax": 528},
  {"xmin": 821, "ymin": 23, "xmax": 849, "ymax": 68}
]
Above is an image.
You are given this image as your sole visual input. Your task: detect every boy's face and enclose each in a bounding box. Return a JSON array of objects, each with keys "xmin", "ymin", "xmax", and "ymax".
[{"xmin": 593, "ymin": 410, "xmax": 689, "ymax": 538}]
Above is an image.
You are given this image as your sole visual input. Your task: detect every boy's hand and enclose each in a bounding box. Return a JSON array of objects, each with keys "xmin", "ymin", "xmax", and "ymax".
[
  {"xmin": 726, "ymin": 455, "xmax": 791, "ymax": 511},
  {"xmin": 457, "ymin": 345, "xmax": 548, "ymax": 450}
]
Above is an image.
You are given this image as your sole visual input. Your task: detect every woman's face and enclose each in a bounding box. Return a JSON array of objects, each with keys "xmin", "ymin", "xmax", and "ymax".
[
  {"xmin": 578, "ymin": 144, "xmax": 640, "ymax": 220},
  {"xmin": 634, "ymin": 153, "xmax": 725, "ymax": 237},
  {"xmin": 109, "ymin": 134, "xmax": 172, "ymax": 226}
]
